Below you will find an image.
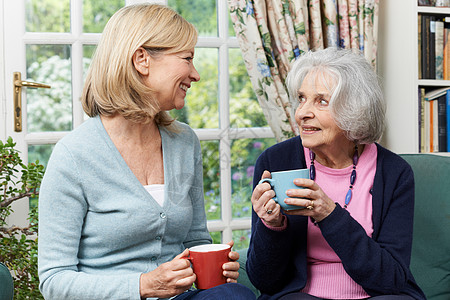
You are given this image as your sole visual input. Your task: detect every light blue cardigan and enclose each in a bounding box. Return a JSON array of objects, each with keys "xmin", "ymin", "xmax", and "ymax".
[{"xmin": 38, "ymin": 116, "xmax": 212, "ymax": 300}]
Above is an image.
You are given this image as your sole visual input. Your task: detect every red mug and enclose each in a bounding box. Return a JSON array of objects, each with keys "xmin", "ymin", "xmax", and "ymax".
[{"xmin": 188, "ymin": 244, "xmax": 231, "ymax": 289}]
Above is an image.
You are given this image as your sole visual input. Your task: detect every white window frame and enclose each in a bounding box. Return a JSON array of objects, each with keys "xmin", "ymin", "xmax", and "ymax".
[
  {"xmin": 5, "ymin": 0, "xmax": 276, "ymax": 244},
  {"xmin": 186, "ymin": 0, "xmax": 274, "ymax": 242}
]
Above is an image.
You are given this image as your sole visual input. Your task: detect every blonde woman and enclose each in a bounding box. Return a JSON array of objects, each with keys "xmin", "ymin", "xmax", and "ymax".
[{"xmin": 38, "ymin": 4, "xmax": 254, "ymax": 300}]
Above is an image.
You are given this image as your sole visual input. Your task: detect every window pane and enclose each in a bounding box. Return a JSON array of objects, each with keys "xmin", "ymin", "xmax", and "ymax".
[
  {"xmin": 232, "ymin": 229, "xmax": 251, "ymax": 250},
  {"xmin": 25, "ymin": 0, "xmax": 70, "ymax": 32},
  {"xmin": 231, "ymin": 138, "xmax": 276, "ymax": 219},
  {"xmin": 83, "ymin": 45, "xmax": 97, "ymax": 81},
  {"xmin": 28, "ymin": 144, "xmax": 54, "ymax": 208},
  {"xmin": 228, "ymin": 11, "xmax": 235, "ymax": 37},
  {"xmin": 209, "ymin": 231, "xmax": 222, "ymax": 244},
  {"xmin": 26, "ymin": 45, "xmax": 72, "ymax": 132},
  {"xmin": 201, "ymin": 140, "xmax": 221, "ymax": 221},
  {"xmin": 83, "ymin": 0, "xmax": 124, "ymax": 33},
  {"xmin": 229, "ymin": 48, "xmax": 267, "ymax": 128},
  {"xmin": 168, "ymin": 0, "xmax": 217, "ymax": 37},
  {"xmin": 170, "ymin": 48, "xmax": 219, "ymax": 129}
]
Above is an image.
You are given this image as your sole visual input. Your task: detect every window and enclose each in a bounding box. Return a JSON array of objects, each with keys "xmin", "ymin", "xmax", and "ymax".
[
  {"xmin": 168, "ymin": 0, "xmax": 275, "ymax": 249},
  {"xmin": 24, "ymin": 0, "xmax": 276, "ymax": 250}
]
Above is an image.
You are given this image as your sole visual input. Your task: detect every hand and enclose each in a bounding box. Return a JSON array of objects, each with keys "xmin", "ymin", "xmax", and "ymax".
[
  {"xmin": 222, "ymin": 240, "xmax": 240, "ymax": 283},
  {"xmin": 283, "ymin": 177, "xmax": 336, "ymax": 222},
  {"xmin": 139, "ymin": 249, "xmax": 195, "ymax": 299},
  {"xmin": 251, "ymin": 170, "xmax": 284, "ymax": 227}
]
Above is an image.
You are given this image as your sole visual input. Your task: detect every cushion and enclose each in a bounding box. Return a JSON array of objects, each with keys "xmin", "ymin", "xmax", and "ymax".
[
  {"xmin": 0, "ymin": 262, "xmax": 13, "ymax": 300},
  {"xmin": 400, "ymin": 154, "xmax": 450, "ymax": 300},
  {"xmin": 236, "ymin": 154, "xmax": 450, "ymax": 300}
]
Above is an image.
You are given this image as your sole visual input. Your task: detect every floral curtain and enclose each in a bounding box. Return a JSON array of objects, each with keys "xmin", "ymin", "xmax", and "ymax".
[{"xmin": 228, "ymin": 0, "xmax": 379, "ymax": 141}]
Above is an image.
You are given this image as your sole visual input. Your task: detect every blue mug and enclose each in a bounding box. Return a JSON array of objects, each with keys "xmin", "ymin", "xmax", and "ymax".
[{"xmin": 259, "ymin": 169, "xmax": 310, "ymax": 211}]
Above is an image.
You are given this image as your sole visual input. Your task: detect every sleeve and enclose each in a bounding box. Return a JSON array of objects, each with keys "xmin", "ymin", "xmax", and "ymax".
[
  {"xmin": 38, "ymin": 142, "xmax": 141, "ymax": 300},
  {"xmin": 245, "ymin": 150, "xmax": 302, "ymax": 294},
  {"xmin": 318, "ymin": 161, "xmax": 416, "ymax": 296},
  {"xmin": 183, "ymin": 131, "xmax": 212, "ymax": 249}
]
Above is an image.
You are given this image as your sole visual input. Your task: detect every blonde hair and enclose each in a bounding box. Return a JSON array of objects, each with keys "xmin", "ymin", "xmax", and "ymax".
[{"xmin": 81, "ymin": 4, "xmax": 198, "ymax": 128}]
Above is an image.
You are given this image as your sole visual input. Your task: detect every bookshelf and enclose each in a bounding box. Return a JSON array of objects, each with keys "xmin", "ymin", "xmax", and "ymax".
[{"xmin": 378, "ymin": 0, "xmax": 450, "ymax": 154}]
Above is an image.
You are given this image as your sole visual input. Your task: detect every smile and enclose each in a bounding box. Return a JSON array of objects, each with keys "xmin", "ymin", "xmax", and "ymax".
[
  {"xmin": 180, "ymin": 84, "xmax": 188, "ymax": 92},
  {"xmin": 303, "ymin": 127, "xmax": 320, "ymax": 132}
]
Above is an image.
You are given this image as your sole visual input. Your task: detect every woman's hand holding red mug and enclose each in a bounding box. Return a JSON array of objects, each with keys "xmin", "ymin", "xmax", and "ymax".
[{"xmin": 222, "ymin": 240, "xmax": 240, "ymax": 283}]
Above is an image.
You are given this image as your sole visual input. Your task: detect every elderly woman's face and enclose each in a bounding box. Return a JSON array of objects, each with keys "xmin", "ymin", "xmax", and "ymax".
[
  {"xmin": 143, "ymin": 47, "xmax": 200, "ymax": 110},
  {"xmin": 294, "ymin": 71, "xmax": 347, "ymax": 152}
]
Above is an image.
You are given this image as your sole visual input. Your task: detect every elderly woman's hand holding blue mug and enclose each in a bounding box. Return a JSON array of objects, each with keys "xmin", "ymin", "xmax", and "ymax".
[{"xmin": 252, "ymin": 168, "xmax": 337, "ymax": 226}]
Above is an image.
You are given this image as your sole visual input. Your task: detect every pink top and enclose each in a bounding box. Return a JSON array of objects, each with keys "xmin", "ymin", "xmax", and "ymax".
[{"xmin": 299, "ymin": 143, "xmax": 378, "ymax": 299}]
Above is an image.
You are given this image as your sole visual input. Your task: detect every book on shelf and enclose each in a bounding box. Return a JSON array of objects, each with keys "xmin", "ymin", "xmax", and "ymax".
[
  {"xmin": 419, "ymin": 88, "xmax": 426, "ymax": 152},
  {"xmin": 424, "ymin": 86, "xmax": 450, "ymax": 100},
  {"xmin": 436, "ymin": 0, "xmax": 450, "ymax": 7},
  {"xmin": 444, "ymin": 18, "xmax": 450, "ymax": 79},
  {"xmin": 419, "ymin": 15, "xmax": 450, "ymax": 80},
  {"xmin": 424, "ymin": 95, "xmax": 431, "ymax": 152},
  {"xmin": 420, "ymin": 87, "xmax": 450, "ymax": 152},
  {"xmin": 419, "ymin": 15, "xmax": 423, "ymax": 80},
  {"xmin": 436, "ymin": 19, "xmax": 444, "ymax": 79},
  {"xmin": 430, "ymin": 17, "xmax": 436, "ymax": 79},
  {"xmin": 418, "ymin": 0, "xmax": 433, "ymax": 6},
  {"xmin": 432, "ymin": 96, "xmax": 439, "ymax": 152},
  {"xmin": 421, "ymin": 15, "xmax": 432, "ymax": 79},
  {"xmin": 447, "ymin": 90, "xmax": 450, "ymax": 150},
  {"xmin": 438, "ymin": 94, "xmax": 448, "ymax": 151},
  {"xmin": 418, "ymin": 0, "xmax": 450, "ymax": 6}
]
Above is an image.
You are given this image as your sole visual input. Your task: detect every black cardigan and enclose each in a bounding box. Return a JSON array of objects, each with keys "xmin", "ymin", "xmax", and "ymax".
[{"xmin": 247, "ymin": 136, "xmax": 425, "ymax": 300}]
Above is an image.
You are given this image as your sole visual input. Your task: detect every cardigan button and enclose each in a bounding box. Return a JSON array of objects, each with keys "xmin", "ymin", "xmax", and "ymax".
[
  {"xmin": 151, "ymin": 256, "xmax": 157, "ymax": 261},
  {"xmin": 155, "ymin": 236, "xmax": 161, "ymax": 241},
  {"xmin": 160, "ymin": 212, "xmax": 166, "ymax": 219}
]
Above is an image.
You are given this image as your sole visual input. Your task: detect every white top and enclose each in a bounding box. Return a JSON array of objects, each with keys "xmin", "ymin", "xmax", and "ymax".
[{"xmin": 143, "ymin": 184, "xmax": 165, "ymax": 207}]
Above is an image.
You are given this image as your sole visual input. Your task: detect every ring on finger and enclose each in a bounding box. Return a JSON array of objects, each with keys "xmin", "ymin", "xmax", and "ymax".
[
  {"xmin": 306, "ymin": 200, "xmax": 314, "ymax": 210},
  {"xmin": 265, "ymin": 207, "xmax": 273, "ymax": 214}
]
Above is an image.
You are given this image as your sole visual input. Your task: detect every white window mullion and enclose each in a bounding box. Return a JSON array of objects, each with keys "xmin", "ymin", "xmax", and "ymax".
[
  {"xmin": 218, "ymin": 0, "xmax": 233, "ymax": 243},
  {"xmin": 219, "ymin": 138, "xmax": 232, "ymax": 243}
]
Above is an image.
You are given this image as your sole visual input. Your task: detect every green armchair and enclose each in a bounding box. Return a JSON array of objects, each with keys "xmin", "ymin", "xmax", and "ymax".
[
  {"xmin": 0, "ymin": 263, "xmax": 14, "ymax": 300},
  {"xmin": 402, "ymin": 154, "xmax": 450, "ymax": 300},
  {"xmin": 237, "ymin": 153, "xmax": 450, "ymax": 300}
]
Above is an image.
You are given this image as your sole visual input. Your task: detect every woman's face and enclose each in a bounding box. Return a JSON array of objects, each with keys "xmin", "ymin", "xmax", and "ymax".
[
  {"xmin": 145, "ymin": 47, "xmax": 200, "ymax": 111},
  {"xmin": 294, "ymin": 71, "xmax": 348, "ymax": 153}
]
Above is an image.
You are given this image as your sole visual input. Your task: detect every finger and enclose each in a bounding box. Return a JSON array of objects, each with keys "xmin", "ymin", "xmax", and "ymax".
[
  {"xmin": 263, "ymin": 199, "xmax": 279, "ymax": 214},
  {"xmin": 261, "ymin": 170, "xmax": 271, "ymax": 180},
  {"xmin": 175, "ymin": 248, "xmax": 190, "ymax": 260},
  {"xmin": 284, "ymin": 197, "xmax": 312, "ymax": 208},
  {"xmin": 252, "ymin": 184, "xmax": 272, "ymax": 208},
  {"xmin": 293, "ymin": 178, "xmax": 317, "ymax": 189},
  {"xmin": 227, "ymin": 250, "xmax": 239, "ymax": 262},
  {"xmin": 286, "ymin": 186, "xmax": 314, "ymax": 199},
  {"xmin": 223, "ymin": 261, "xmax": 240, "ymax": 272},
  {"xmin": 253, "ymin": 181, "xmax": 273, "ymax": 199},
  {"xmin": 252, "ymin": 187, "xmax": 275, "ymax": 212},
  {"xmin": 224, "ymin": 270, "xmax": 239, "ymax": 281},
  {"xmin": 172, "ymin": 249, "xmax": 192, "ymax": 270},
  {"xmin": 175, "ymin": 273, "xmax": 196, "ymax": 288},
  {"xmin": 226, "ymin": 240, "xmax": 234, "ymax": 249}
]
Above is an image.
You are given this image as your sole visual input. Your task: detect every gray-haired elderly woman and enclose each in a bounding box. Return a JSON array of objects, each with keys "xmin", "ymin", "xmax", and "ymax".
[{"xmin": 247, "ymin": 48, "xmax": 426, "ymax": 300}]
